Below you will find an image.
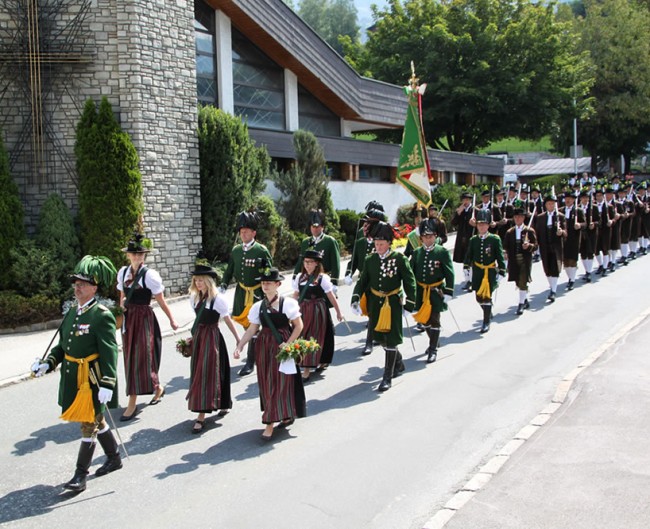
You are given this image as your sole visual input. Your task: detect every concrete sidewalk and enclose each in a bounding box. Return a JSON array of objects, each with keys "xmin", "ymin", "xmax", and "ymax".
[{"xmin": 424, "ymin": 310, "xmax": 650, "ymax": 529}]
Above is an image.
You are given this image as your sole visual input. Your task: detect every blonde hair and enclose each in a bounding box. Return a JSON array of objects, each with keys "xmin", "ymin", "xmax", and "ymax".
[{"xmin": 189, "ymin": 275, "xmax": 219, "ymax": 301}]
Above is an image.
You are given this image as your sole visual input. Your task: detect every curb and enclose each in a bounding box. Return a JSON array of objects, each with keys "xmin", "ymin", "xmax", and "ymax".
[{"xmin": 421, "ymin": 306, "xmax": 650, "ymax": 529}]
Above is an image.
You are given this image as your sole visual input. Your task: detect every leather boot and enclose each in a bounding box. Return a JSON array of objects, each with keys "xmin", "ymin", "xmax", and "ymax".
[
  {"xmin": 378, "ymin": 349, "xmax": 397, "ymax": 392},
  {"xmin": 63, "ymin": 441, "xmax": 95, "ymax": 492},
  {"xmin": 238, "ymin": 336, "xmax": 256, "ymax": 376},
  {"xmin": 362, "ymin": 328, "xmax": 373, "ymax": 356},
  {"xmin": 425, "ymin": 328, "xmax": 440, "ymax": 363},
  {"xmin": 393, "ymin": 349, "xmax": 405, "ymax": 377},
  {"xmin": 95, "ymin": 430, "xmax": 123, "ymax": 477},
  {"xmin": 480, "ymin": 305, "xmax": 491, "ymax": 334}
]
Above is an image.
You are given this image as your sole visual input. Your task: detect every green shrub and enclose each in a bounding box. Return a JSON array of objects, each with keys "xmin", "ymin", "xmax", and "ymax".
[
  {"xmin": 9, "ymin": 240, "xmax": 63, "ymax": 298},
  {"xmin": 198, "ymin": 106, "xmax": 269, "ymax": 262},
  {"xmin": 34, "ymin": 193, "xmax": 80, "ymax": 286},
  {"xmin": 337, "ymin": 209, "xmax": 363, "ymax": 252},
  {"xmin": 273, "ymin": 224, "xmax": 303, "ymax": 270},
  {"xmin": 0, "ymin": 129, "xmax": 25, "ymax": 289},
  {"xmin": 76, "ymin": 97, "xmax": 143, "ymax": 269},
  {"xmin": 0, "ymin": 291, "xmax": 61, "ymax": 328},
  {"xmin": 253, "ymin": 194, "xmax": 283, "ymax": 259},
  {"xmin": 431, "ymin": 182, "xmax": 462, "ymax": 218}
]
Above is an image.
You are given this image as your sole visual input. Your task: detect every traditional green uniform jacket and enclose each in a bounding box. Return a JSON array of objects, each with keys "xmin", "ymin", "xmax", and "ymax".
[
  {"xmin": 221, "ymin": 241, "xmax": 272, "ymax": 317},
  {"xmin": 46, "ymin": 299, "xmax": 119, "ymax": 415},
  {"xmin": 346, "ymin": 237, "xmax": 375, "ymax": 277},
  {"xmin": 410, "ymin": 244, "xmax": 454, "ymax": 313},
  {"xmin": 294, "ymin": 234, "xmax": 341, "ymax": 284},
  {"xmin": 464, "ymin": 233, "xmax": 506, "ymax": 296},
  {"xmin": 352, "ymin": 251, "xmax": 416, "ymax": 347}
]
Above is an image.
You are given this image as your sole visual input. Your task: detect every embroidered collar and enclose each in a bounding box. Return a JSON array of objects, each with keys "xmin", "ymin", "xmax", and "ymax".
[
  {"xmin": 242, "ymin": 240, "xmax": 256, "ymax": 251},
  {"xmin": 77, "ymin": 298, "xmax": 97, "ymax": 316},
  {"xmin": 312, "ymin": 233, "xmax": 324, "ymax": 245},
  {"xmin": 378, "ymin": 249, "xmax": 392, "ymax": 260}
]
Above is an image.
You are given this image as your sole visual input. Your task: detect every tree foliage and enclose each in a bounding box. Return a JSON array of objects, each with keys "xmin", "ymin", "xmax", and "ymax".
[
  {"xmin": 272, "ymin": 130, "xmax": 340, "ymax": 238},
  {"xmin": 35, "ymin": 193, "xmax": 80, "ymax": 289},
  {"xmin": 298, "ymin": 0, "xmax": 360, "ymax": 55},
  {"xmin": 349, "ymin": 0, "xmax": 593, "ymax": 153},
  {"xmin": 197, "ymin": 106, "xmax": 269, "ymax": 261},
  {"xmin": 0, "ymin": 129, "xmax": 25, "ymax": 289},
  {"xmin": 76, "ymin": 97, "xmax": 143, "ymax": 269},
  {"xmin": 572, "ymin": 0, "xmax": 650, "ymax": 170}
]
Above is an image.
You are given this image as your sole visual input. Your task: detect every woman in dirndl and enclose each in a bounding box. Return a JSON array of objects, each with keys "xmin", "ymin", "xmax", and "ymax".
[
  {"xmin": 292, "ymin": 249, "xmax": 343, "ymax": 381},
  {"xmin": 187, "ymin": 264, "xmax": 240, "ymax": 434},
  {"xmin": 234, "ymin": 268, "xmax": 306, "ymax": 441},
  {"xmin": 117, "ymin": 234, "xmax": 178, "ymax": 421}
]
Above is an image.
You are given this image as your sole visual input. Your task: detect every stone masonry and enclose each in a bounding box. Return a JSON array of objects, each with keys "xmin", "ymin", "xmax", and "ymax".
[{"xmin": 0, "ymin": 0, "xmax": 201, "ymax": 294}]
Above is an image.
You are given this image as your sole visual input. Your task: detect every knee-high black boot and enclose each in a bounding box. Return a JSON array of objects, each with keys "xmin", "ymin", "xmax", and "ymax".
[
  {"xmin": 362, "ymin": 328, "xmax": 373, "ymax": 356},
  {"xmin": 378, "ymin": 349, "xmax": 397, "ymax": 392},
  {"xmin": 238, "ymin": 335, "xmax": 256, "ymax": 376},
  {"xmin": 95, "ymin": 430, "xmax": 123, "ymax": 477},
  {"xmin": 480, "ymin": 305, "xmax": 492, "ymax": 334},
  {"xmin": 425, "ymin": 328, "xmax": 440, "ymax": 363},
  {"xmin": 63, "ymin": 441, "xmax": 95, "ymax": 492},
  {"xmin": 393, "ymin": 349, "xmax": 405, "ymax": 377}
]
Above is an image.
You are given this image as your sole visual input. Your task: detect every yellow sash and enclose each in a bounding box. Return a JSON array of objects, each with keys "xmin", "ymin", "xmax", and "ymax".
[
  {"xmin": 232, "ymin": 283, "xmax": 261, "ymax": 328},
  {"xmin": 474, "ymin": 261, "xmax": 497, "ymax": 299},
  {"xmin": 370, "ymin": 287, "xmax": 401, "ymax": 332},
  {"xmin": 413, "ymin": 279, "xmax": 444, "ymax": 324},
  {"xmin": 360, "ymin": 293, "xmax": 368, "ymax": 316},
  {"xmin": 60, "ymin": 353, "xmax": 100, "ymax": 423}
]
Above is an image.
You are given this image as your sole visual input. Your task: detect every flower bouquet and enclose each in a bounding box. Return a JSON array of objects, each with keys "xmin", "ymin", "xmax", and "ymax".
[
  {"xmin": 176, "ymin": 337, "xmax": 193, "ymax": 358},
  {"xmin": 276, "ymin": 338, "xmax": 320, "ymax": 374}
]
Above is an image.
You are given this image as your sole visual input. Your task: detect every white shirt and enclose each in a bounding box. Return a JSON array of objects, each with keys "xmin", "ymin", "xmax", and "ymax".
[
  {"xmin": 189, "ymin": 293, "xmax": 229, "ymax": 316},
  {"xmin": 249, "ymin": 297, "xmax": 301, "ymax": 325},
  {"xmin": 292, "ymin": 273, "xmax": 334, "ymax": 294},
  {"xmin": 117, "ymin": 266, "xmax": 164, "ymax": 295}
]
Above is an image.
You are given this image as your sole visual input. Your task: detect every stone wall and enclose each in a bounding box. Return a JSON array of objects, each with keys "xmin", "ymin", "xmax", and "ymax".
[{"xmin": 0, "ymin": 0, "xmax": 201, "ymax": 294}]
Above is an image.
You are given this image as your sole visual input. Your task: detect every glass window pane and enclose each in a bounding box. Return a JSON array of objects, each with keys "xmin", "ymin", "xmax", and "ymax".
[
  {"xmin": 196, "ymin": 54, "xmax": 214, "ymax": 76},
  {"xmin": 235, "ymin": 107, "xmax": 285, "ymax": 130},
  {"xmin": 234, "ymin": 85, "xmax": 284, "ymax": 110},
  {"xmin": 196, "ymin": 32, "xmax": 213, "ymax": 54},
  {"xmin": 197, "ymin": 77, "xmax": 216, "ymax": 101},
  {"xmin": 233, "ymin": 62, "xmax": 283, "ymax": 90}
]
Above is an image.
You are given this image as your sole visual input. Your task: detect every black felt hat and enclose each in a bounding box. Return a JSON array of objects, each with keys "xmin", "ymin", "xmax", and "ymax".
[
  {"xmin": 303, "ymin": 249, "xmax": 324, "ymax": 261},
  {"xmin": 190, "ymin": 264, "xmax": 219, "ymax": 280},
  {"xmin": 370, "ymin": 221, "xmax": 395, "ymax": 242},
  {"xmin": 122, "ymin": 233, "xmax": 151, "ymax": 253},
  {"xmin": 419, "ymin": 218, "xmax": 438, "ymax": 236},
  {"xmin": 257, "ymin": 267, "xmax": 284, "ymax": 282},
  {"xmin": 362, "ymin": 208, "xmax": 386, "ymax": 223},
  {"xmin": 475, "ymin": 209, "xmax": 492, "ymax": 224},
  {"xmin": 309, "ymin": 209, "xmax": 325, "ymax": 227},
  {"xmin": 365, "ymin": 200, "xmax": 384, "ymax": 212},
  {"xmin": 544, "ymin": 195, "xmax": 558, "ymax": 204},
  {"xmin": 513, "ymin": 207, "xmax": 526, "ymax": 216},
  {"xmin": 236, "ymin": 211, "xmax": 259, "ymax": 231}
]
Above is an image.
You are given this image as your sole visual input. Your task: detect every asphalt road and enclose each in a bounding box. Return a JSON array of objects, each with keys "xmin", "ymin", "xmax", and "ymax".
[{"xmin": 1, "ymin": 255, "xmax": 647, "ymax": 529}]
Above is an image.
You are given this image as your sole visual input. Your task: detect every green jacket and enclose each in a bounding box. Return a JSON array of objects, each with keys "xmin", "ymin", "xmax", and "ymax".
[
  {"xmin": 352, "ymin": 251, "xmax": 416, "ymax": 347},
  {"xmin": 47, "ymin": 299, "xmax": 119, "ymax": 415},
  {"xmin": 464, "ymin": 234, "xmax": 506, "ymax": 293},
  {"xmin": 294, "ymin": 234, "xmax": 341, "ymax": 284},
  {"xmin": 410, "ymin": 244, "xmax": 454, "ymax": 313},
  {"xmin": 221, "ymin": 241, "xmax": 272, "ymax": 317},
  {"xmin": 346, "ymin": 237, "xmax": 375, "ymax": 277}
]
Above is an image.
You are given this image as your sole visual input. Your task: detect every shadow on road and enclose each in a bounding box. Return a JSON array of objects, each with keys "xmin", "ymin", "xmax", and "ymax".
[{"xmin": 12, "ymin": 423, "xmax": 79, "ymax": 456}]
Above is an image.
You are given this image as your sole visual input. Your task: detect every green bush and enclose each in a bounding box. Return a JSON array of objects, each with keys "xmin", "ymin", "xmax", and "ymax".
[
  {"xmin": 431, "ymin": 182, "xmax": 462, "ymax": 218},
  {"xmin": 0, "ymin": 291, "xmax": 61, "ymax": 328},
  {"xmin": 253, "ymin": 194, "xmax": 283, "ymax": 259},
  {"xmin": 34, "ymin": 193, "xmax": 80, "ymax": 287},
  {"xmin": 198, "ymin": 106, "xmax": 269, "ymax": 262},
  {"xmin": 273, "ymin": 224, "xmax": 303, "ymax": 270},
  {"xmin": 76, "ymin": 97, "xmax": 143, "ymax": 269},
  {"xmin": 337, "ymin": 209, "xmax": 363, "ymax": 252},
  {"xmin": 0, "ymin": 129, "xmax": 25, "ymax": 289},
  {"xmin": 9, "ymin": 240, "xmax": 63, "ymax": 298}
]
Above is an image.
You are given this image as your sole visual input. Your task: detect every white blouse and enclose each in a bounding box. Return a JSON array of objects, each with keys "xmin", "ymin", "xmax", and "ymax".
[
  {"xmin": 249, "ymin": 297, "xmax": 301, "ymax": 325},
  {"xmin": 117, "ymin": 266, "xmax": 164, "ymax": 296},
  {"xmin": 291, "ymin": 273, "xmax": 334, "ymax": 294},
  {"xmin": 189, "ymin": 293, "xmax": 229, "ymax": 316}
]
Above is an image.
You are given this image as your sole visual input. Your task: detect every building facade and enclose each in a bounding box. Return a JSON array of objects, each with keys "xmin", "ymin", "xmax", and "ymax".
[{"xmin": 0, "ymin": 0, "xmax": 502, "ymax": 292}]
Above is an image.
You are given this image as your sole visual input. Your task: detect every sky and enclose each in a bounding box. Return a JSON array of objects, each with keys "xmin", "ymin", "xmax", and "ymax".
[{"xmin": 355, "ymin": 0, "xmax": 388, "ymax": 35}]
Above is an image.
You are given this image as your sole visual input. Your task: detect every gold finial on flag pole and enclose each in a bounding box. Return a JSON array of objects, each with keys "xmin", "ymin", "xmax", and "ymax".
[{"xmin": 409, "ymin": 61, "xmax": 419, "ymax": 90}]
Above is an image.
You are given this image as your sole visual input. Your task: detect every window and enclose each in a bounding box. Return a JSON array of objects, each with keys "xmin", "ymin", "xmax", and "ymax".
[
  {"xmin": 232, "ymin": 28, "xmax": 285, "ymax": 130},
  {"xmin": 298, "ymin": 85, "xmax": 340, "ymax": 137},
  {"xmin": 194, "ymin": 1, "xmax": 216, "ymax": 105},
  {"xmin": 359, "ymin": 165, "xmax": 390, "ymax": 182}
]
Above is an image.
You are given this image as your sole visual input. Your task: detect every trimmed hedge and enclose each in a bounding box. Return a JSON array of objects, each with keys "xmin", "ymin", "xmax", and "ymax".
[{"xmin": 0, "ymin": 291, "xmax": 60, "ymax": 328}]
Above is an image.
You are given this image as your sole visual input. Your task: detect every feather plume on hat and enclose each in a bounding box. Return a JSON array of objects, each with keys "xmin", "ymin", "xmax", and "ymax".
[{"xmin": 71, "ymin": 255, "xmax": 117, "ymax": 287}]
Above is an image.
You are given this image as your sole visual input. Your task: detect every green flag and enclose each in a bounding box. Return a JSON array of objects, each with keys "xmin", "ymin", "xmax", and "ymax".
[{"xmin": 397, "ymin": 74, "xmax": 432, "ymax": 206}]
